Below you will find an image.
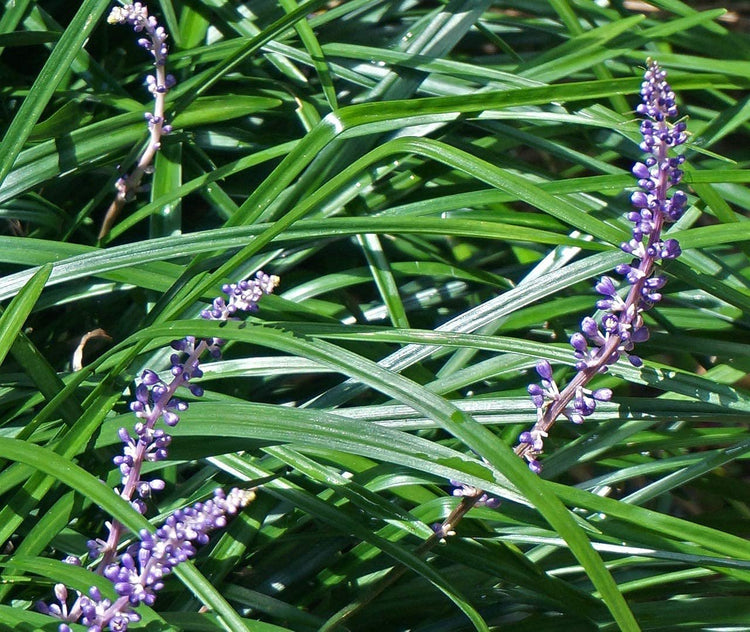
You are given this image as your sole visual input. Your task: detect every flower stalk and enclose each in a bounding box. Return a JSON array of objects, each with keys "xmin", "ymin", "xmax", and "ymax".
[
  {"xmin": 99, "ymin": 3, "xmax": 176, "ymax": 240},
  {"xmin": 337, "ymin": 59, "xmax": 689, "ymax": 626},
  {"xmin": 39, "ymin": 272, "xmax": 279, "ymax": 631},
  {"xmin": 515, "ymin": 59, "xmax": 687, "ymax": 471}
]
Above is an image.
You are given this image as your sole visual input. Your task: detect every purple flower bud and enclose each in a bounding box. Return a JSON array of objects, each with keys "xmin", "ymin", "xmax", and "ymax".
[
  {"xmin": 660, "ymin": 238, "xmax": 681, "ymax": 259},
  {"xmin": 594, "ymin": 276, "xmax": 618, "ymax": 297},
  {"xmin": 570, "ymin": 332, "xmax": 587, "ymax": 352},
  {"xmin": 566, "ymin": 411, "xmax": 585, "ymax": 424},
  {"xmin": 132, "ymin": 498, "xmax": 147, "ymax": 514},
  {"xmin": 628, "ymin": 355, "xmax": 643, "ymax": 367},
  {"xmin": 482, "ymin": 496, "xmax": 501, "ymax": 509},
  {"xmin": 631, "ymin": 162, "xmax": 650, "ymax": 179},
  {"xmin": 141, "ymin": 370, "xmax": 160, "ymax": 386},
  {"xmin": 535, "ymin": 359, "xmax": 553, "ymax": 380},
  {"xmin": 528, "ymin": 460, "xmax": 543, "ymax": 474},
  {"xmin": 630, "ymin": 191, "xmax": 649, "ymax": 208},
  {"xmin": 162, "ymin": 410, "xmax": 179, "ymax": 426},
  {"xmin": 135, "ymin": 383, "xmax": 150, "ymax": 404},
  {"xmin": 581, "ymin": 317, "xmax": 606, "ymax": 346},
  {"xmin": 171, "ymin": 338, "xmax": 188, "ymax": 351},
  {"xmin": 645, "ymin": 276, "xmax": 666, "ymax": 289},
  {"xmin": 188, "ymin": 383, "xmax": 204, "ymax": 397},
  {"xmin": 527, "ymin": 384, "xmax": 543, "ymax": 397},
  {"xmin": 168, "ymin": 399, "xmax": 188, "ymax": 412},
  {"xmin": 631, "ymin": 326, "xmax": 650, "ymax": 343}
]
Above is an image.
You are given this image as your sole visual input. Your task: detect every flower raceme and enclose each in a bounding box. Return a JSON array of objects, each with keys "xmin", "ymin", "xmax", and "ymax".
[
  {"xmin": 514, "ymin": 59, "xmax": 688, "ymax": 473},
  {"xmin": 42, "ymin": 489, "xmax": 254, "ymax": 632},
  {"xmin": 99, "ymin": 2, "xmax": 177, "ymax": 239},
  {"xmin": 104, "ymin": 488, "xmax": 256, "ymax": 608},
  {"xmin": 39, "ymin": 272, "xmax": 279, "ymax": 632}
]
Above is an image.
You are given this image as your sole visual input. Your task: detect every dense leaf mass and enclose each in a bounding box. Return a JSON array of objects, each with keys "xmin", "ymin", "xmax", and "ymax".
[{"xmin": 1, "ymin": 2, "xmax": 749, "ymax": 631}]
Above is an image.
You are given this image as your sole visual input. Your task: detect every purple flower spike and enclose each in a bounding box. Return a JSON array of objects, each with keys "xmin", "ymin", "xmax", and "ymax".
[
  {"xmin": 201, "ymin": 271, "xmax": 280, "ymax": 322},
  {"xmin": 87, "ymin": 488, "xmax": 256, "ymax": 626},
  {"xmin": 514, "ymin": 60, "xmax": 687, "ymax": 473},
  {"xmin": 41, "ymin": 271, "xmax": 277, "ymax": 632},
  {"xmin": 100, "ymin": 3, "xmax": 178, "ymax": 239}
]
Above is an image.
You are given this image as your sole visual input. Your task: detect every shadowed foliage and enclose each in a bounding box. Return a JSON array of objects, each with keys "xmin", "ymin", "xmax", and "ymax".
[{"xmin": 0, "ymin": 2, "xmax": 749, "ymax": 631}]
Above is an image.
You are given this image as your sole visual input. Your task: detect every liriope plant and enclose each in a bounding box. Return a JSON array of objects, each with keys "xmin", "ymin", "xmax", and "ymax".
[
  {"xmin": 515, "ymin": 59, "xmax": 688, "ymax": 473},
  {"xmin": 99, "ymin": 2, "xmax": 175, "ymax": 239},
  {"xmin": 2, "ymin": 3, "xmax": 749, "ymax": 632},
  {"xmin": 39, "ymin": 272, "xmax": 278, "ymax": 631}
]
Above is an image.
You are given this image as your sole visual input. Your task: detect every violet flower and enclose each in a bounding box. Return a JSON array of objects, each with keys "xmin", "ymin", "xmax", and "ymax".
[
  {"xmin": 93, "ymin": 271, "xmax": 279, "ymax": 564},
  {"xmin": 40, "ymin": 489, "xmax": 256, "ymax": 632},
  {"xmin": 39, "ymin": 271, "xmax": 279, "ymax": 631},
  {"xmin": 99, "ymin": 2, "xmax": 176, "ymax": 239},
  {"xmin": 450, "ymin": 480, "xmax": 501, "ymax": 509},
  {"xmin": 515, "ymin": 59, "xmax": 688, "ymax": 472}
]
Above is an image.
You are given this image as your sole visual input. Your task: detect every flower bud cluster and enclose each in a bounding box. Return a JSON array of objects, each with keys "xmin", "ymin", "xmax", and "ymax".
[
  {"xmin": 41, "ymin": 489, "xmax": 255, "ymax": 632},
  {"xmin": 104, "ymin": 488, "xmax": 256, "ymax": 609},
  {"xmin": 40, "ymin": 272, "xmax": 278, "ymax": 631},
  {"xmin": 449, "ymin": 480, "xmax": 501, "ymax": 508},
  {"xmin": 201, "ymin": 272, "xmax": 281, "ymax": 321},
  {"xmin": 108, "ymin": 3, "xmax": 175, "ymax": 113},
  {"xmin": 100, "ymin": 2, "xmax": 176, "ymax": 238},
  {"xmin": 516, "ymin": 60, "xmax": 687, "ymax": 472}
]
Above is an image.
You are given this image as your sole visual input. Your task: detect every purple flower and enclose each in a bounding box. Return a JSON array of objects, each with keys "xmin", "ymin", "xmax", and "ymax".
[
  {"xmin": 450, "ymin": 480, "xmax": 501, "ymax": 509},
  {"xmin": 516, "ymin": 60, "xmax": 687, "ymax": 472},
  {"xmin": 99, "ymin": 2, "xmax": 178, "ymax": 239},
  {"xmin": 41, "ymin": 273, "xmax": 277, "ymax": 630},
  {"xmin": 107, "ymin": 488, "xmax": 255, "ymax": 609}
]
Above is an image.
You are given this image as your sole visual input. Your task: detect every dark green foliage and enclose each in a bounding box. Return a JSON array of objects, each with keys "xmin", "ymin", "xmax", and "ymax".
[{"xmin": 0, "ymin": 1, "xmax": 749, "ymax": 630}]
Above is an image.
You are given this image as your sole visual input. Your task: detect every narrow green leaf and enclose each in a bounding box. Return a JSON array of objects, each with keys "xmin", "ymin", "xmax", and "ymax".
[
  {"xmin": 0, "ymin": 263, "xmax": 51, "ymax": 367},
  {"xmin": 0, "ymin": 0, "xmax": 108, "ymax": 187},
  {"xmin": 123, "ymin": 320, "xmax": 640, "ymax": 630}
]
